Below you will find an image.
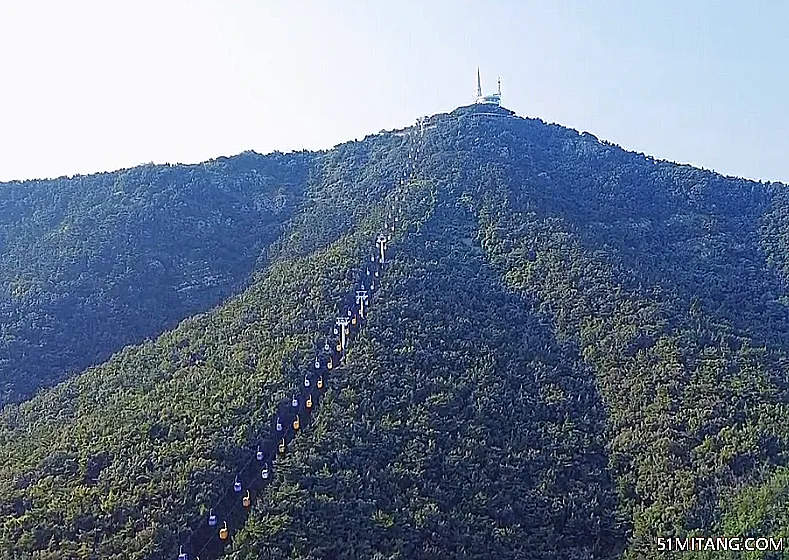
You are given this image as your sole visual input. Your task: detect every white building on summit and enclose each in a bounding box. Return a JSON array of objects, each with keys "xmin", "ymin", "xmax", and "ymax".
[{"xmin": 475, "ymin": 67, "xmax": 501, "ymax": 105}]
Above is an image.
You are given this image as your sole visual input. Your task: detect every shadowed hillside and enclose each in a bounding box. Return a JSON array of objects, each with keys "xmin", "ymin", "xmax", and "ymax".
[{"xmin": 0, "ymin": 151, "xmax": 311, "ymax": 405}]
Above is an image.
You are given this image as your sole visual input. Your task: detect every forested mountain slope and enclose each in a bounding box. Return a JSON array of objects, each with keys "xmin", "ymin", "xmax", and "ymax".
[
  {"xmin": 3, "ymin": 103, "xmax": 789, "ymax": 559},
  {"xmin": 231, "ymin": 195, "xmax": 625, "ymax": 559},
  {"xmin": 0, "ymin": 151, "xmax": 311, "ymax": 405}
]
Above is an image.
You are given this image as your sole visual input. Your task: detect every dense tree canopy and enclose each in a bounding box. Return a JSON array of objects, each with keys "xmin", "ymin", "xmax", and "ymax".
[
  {"xmin": 2, "ymin": 103, "xmax": 789, "ymax": 559},
  {"xmin": 0, "ymin": 151, "xmax": 311, "ymax": 405}
]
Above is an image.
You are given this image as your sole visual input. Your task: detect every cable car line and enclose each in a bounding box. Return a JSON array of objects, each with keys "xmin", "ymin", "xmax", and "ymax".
[
  {"xmin": 177, "ymin": 231, "xmax": 396, "ymax": 560},
  {"xmin": 174, "ymin": 128, "xmax": 424, "ymax": 560}
]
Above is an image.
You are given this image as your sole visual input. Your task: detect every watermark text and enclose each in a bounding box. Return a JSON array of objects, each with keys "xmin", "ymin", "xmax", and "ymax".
[{"xmin": 657, "ymin": 537, "xmax": 784, "ymax": 553}]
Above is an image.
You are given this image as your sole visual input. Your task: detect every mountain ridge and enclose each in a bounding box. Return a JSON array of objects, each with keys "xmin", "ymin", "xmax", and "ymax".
[{"xmin": 1, "ymin": 104, "xmax": 789, "ymax": 559}]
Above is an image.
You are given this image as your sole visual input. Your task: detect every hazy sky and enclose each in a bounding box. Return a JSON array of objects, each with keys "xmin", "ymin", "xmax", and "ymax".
[{"xmin": 1, "ymin": 0, "xmax": 787, "ymax": 182}]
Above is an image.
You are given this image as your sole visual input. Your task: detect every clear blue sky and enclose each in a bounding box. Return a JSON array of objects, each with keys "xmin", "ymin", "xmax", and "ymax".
[{"xmin": 1, "ymin": 0, "xmax": 787, "ymax": 182}]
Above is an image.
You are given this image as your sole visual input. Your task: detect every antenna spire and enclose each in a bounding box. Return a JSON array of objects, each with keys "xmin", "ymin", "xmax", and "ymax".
[{"xmin": 476, "ymin": 66, "xmax": 482, "ymax": 98}]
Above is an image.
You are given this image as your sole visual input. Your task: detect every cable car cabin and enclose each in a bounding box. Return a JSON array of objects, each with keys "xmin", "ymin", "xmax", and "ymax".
[
  {"xmin": 293, "ymin": 415, "xmax": 300, "ymax": 430},
  {"xmin": 324, "ymin": 342, "xmax": 331, "ymax": 352},
  {"xmin": 243, "ymin": 490, "xmax": 251, "ymax": 508},
  {"xmin": 333, "ymin": 326, "xmax": 339, "ymax": 335},
  {"xmin": 306, "ymin": 394, "xmax": 313, "ymax": 409},
  {"xmin": 336, "ymin": 343, "xmax": 342, "ymax": 353},
  {"xmin": 314, "ymin": 357, "xmax": 320, "ymax": 369},
  {"xmin": 304, "ymin": 375, "xmax": 310, "ymax": 388},
  {"xmin": 292, "ymin": 396, "xmax": 299, "ymax": 408},
  {"xmin": 276, "ymin": 417, "xmax": 283, "ymax": 432},
  {"xmin": 327, "ymin": 357, "xmax": 333, "ymax": 370},
  {"xmin": 234, "ymin": 477, "xmax": 242, "ymax": 493},
  {"xmin": 351, "ymin": 316, "xmax": 357, "ymax": 326},
  {"xmin": 262, "ymin": 464, "xmax": 270, "ymax": 479},
  {"xmin": 219, "ymin": 522, "xmax": 229, "ymax": 541},
  {"xmin": 208, "ymin": 509, "xmax": 217, "ymax": 527},
  {"xmin": 366, "ymin": 268, "xmax": 370, "ymax": 276},
  {"xmin": 279, "ymin": 439, "xmax": 286, "ymax": 454},
  {"xmin": 179, "ymin": 546, "xmax": 188, "ymax": 560},
  {"xmin": 256, "ymin": 447, "xmax": 264, "ymax": 462},
  {"xmin": 317, "ymin": 376, "xmax": 324, "ymax": 390}
]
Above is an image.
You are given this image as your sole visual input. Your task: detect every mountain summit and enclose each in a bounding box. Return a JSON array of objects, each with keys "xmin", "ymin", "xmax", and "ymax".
[{"xmin": 2, "ymin": 105, "xmax": 789, "ymax": 559}]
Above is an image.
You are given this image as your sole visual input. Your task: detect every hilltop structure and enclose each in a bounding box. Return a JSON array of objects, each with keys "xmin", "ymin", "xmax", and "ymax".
[{"xmin": 475, "ymin": 67, "xmax": 501, "ymax": 105}]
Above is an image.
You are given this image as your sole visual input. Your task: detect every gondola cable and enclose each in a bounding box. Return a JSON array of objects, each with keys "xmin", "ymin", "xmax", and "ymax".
[{"xmin": 176, "ymin": 128, "xmax": 424, "ymax": 560}]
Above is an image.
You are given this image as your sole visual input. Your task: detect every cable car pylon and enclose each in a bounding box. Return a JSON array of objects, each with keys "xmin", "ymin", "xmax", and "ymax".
[
  {"xmin": 376, "ymin": 234, "xmax": 388, "ymax": 264},
  {"xmin": 335, "ymin": 316, "xmax": 351, "ymax": 354},
  {"xmin": 356, "ymin": 289, "xmax": 369, "ymax": 319}
]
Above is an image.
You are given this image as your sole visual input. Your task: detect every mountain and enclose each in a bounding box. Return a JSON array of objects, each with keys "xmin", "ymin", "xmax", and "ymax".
[
  {"xmin": 0, "ymin": 151, "xmax": 311, "ymax": 406},
  {"xmin": 2, "ymin": 102, "xmax": 789, "ymax": 559}
]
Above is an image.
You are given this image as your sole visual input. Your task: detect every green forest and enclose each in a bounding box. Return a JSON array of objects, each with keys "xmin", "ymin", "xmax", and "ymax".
[
  {"xmin": 2, "ymin": 102, "xmax": 789, "ymax": 559},
  {"xmin": 0, "ymin": 151, "xmax": 311, "ymax": 406}
]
